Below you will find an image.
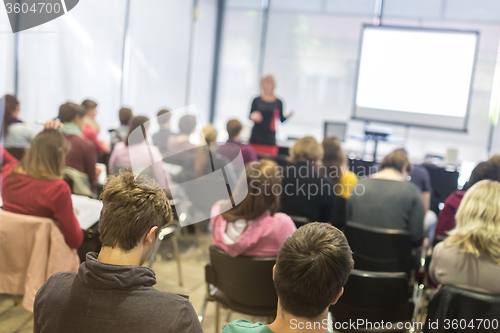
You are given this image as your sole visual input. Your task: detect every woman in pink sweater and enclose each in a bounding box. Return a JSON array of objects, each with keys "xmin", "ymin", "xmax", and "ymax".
[{"xmin": 211, "ymin": 159, "xmax": 296, "ymax": 257}]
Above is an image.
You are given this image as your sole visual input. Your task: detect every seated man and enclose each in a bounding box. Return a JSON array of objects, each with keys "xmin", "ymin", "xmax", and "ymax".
[
  {"xmin": 218, "ymin": 118, "xmax": 257, "ymax": 165},
  {"xmin": 223, "ymin": 222, "xmax": 354, "ymax": 333},
  {"xmin": 34, "ymin": 170, "xmax": 203, "ymax": 333}
]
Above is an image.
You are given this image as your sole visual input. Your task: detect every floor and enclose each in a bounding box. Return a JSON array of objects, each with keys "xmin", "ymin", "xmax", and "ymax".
[{"xmin": 0, "ymin": 232, "xmax": 264, "ymax": 333}]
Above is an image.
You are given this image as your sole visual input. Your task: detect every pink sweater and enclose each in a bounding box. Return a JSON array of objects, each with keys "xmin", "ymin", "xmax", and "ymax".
[{"xmin": 211, "ymin": 202, "xmax": 296, "ymax": 257}]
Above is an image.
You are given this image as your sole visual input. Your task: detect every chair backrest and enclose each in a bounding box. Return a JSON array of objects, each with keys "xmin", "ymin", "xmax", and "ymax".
[
  {"xmin": 0, "ymin": 209, "xmax": 79, "ymax": 311},
  {"xmin": 330, "ymin": 269, "xmax": 414, "ymax": 324},
  {"xmin": 344, "ymin": 221, "xmax": 413, "ymax": 272},
  {"xmin": 424, "ymin": 285, "xmax": 500, "ymax": 333},
  {"xmin": 205, "ymin": 245, "xmax": 277, "ymax": 308}
]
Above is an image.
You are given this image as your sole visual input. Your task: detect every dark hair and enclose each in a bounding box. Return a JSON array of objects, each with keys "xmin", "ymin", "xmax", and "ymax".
[
  {"xmin": 157, "ymin": 109, "xmax": 171, "ymax": 126},
  {"xmin": 125, "ymin": 116, "xmax": 149, "ymax": 146},
  {"xmin": 14, "ymin": 130, "xmax": 70, "ymax": 181},
  {"xmin": 2, "ymin": 94, "xmax": 20, "ymax": 136},
  {"xmin": 380, "ymin": 151, "xmax": 412, "ymax": 174},
  {"xmin": 178, "ymin": 115, "xmax": 197, "ymax": 135},
  {"xmin": 98, "ymin": 170, "xmax": 173, "ymax": 251},
  {"xmin": 226, "ymin": 119, "xmax": 243, "ymax": 139},
  {"xmin": 322, "ymin": 137, "xmax": 345, "ymax": 186},
  {"xmin": 274, "ymin": 223, "xmax": 354, "ymax": 319},
  {"xmin": 81, "ymin": 99, "xmax": 98, "ymax": 113},
  {"xmin": 58, "ymin": 102, "xmax": 86, "ymax": 123},
  {"xmin": 221, "ymin": 160, "xmax": 281, "ymax": 222},
  {"xmin": 119, "ymin": 108, "xmax": 133, "ymax": 125},
  {"xmin": 464, "ymin": 161, "xmax": 500, "ymax": 191}
]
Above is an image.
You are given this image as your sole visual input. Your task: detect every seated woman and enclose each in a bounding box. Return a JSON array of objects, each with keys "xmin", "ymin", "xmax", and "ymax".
[
  {"xmin": 430, "ymin": 180, "xmax": 500, "ymax": 294},
  {"xmin": 322, "ymin": 137, "xmax": 358, "ymax": 226},
  {"xmin": 349, "ymin": 151, "xmax": 425, "ymax": 245},
  {"xmin": 280, "ymin": 136, "xmax": 335, "ymax": 223},
  {"xmin": 81, "ymin": 99, "xmax": 110, "ymax": 154},
  {"xmin": 211, "ymin": 160, "xmax": 296, "ymax": 257},
  {"xmin": 1, "ymin": 129, "xmax": 84, "ymax": 249},
  {"xmin": 435, "ymin": 160, "xmax": 500, "ymax": 240},
  {"xmin": 2, "ymin": 95, "xmax": 34, "ymax": 153},
  {"xmin": 109, "ymin": 116, "xmax": 170, "ymax": 190}
]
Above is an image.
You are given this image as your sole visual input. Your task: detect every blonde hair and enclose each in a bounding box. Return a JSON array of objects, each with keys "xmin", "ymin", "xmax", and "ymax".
[
  {"xmin": 260, "ymin": 74, "xmax": 276, "ymax": 94},
  {"xmin": 289, "ymin": 136, "xmax": 323, "ymax": 164},
  {"xmin": 446, "ymin": 180, "xmax": 500, "ymax": 264},
  {"xmin": 195, "ymin": 124, "xmax": 218, "ymax": 177},
  {"xmin": 202, "ymin": 124, "xmax": 217, "ymax": 144}
]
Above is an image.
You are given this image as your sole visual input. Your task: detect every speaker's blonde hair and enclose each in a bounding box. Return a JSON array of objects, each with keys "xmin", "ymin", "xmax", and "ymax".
[{"xmin": 446, "ymin": 180, "xmax": 500, "ymax": 264}]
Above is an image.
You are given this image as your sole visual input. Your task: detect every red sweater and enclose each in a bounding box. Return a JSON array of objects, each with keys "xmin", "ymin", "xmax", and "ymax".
[
  {"xmin": 435, "ymin": 190, "xmax": 465, "ymax": 238},
  {"xmin": 1, "ymin": 162, "xmax": 84, "ymax": 249}
]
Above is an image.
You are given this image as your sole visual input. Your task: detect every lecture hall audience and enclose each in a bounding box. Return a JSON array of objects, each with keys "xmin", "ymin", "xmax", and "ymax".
[
  {"xmin": 349, "ymin": 150, "xmax": 425, "ymax": 245},
  {"xmin": 1, "ymin": 126, "xmax": 84, "ymax": 249},
  {"xmin": 280, "ymin": 136, "xmax": 336, "ymax": 223},
  {"xmin": 218, "ymin": 118, "xmax": 258, "ymax": 165},
  {"xmin": 167, "ymin": 114, "xmax": 197, "ymax": 154},
  {"xmin": 109, "ymin": 115, "xmax": 170, "ymax": 190},
  {"xmin": 2, "ymin": 94, "xmax": 33, "ymax": 150},
  {"xmin": 435, "ymin": 159, "xmax": 500, "ymax": 240},
  {"xmin": 58, "ymin": 102, "xmax": 98, "ymax": 192},
  {"xmin": 223, "ymin": 222, "xmax": 354, "ymax": 332},
  {"xmin": 33, "ymin": 170, "xmax": 203, "ymax": 333},
  {"xmin": 430, "ymin": 180, "xmax": 500, "ymax": 294},
  {"xmin": 211, "ymin": 159, "xmax": 296, "ymax": 257}
]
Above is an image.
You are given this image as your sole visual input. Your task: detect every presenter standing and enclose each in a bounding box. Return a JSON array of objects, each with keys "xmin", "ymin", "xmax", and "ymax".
[{"xmin": 249, "ymin": 75, "xmax": 293, "ymax": 146}]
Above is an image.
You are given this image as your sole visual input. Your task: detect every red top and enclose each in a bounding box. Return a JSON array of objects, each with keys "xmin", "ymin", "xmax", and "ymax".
[
  {"xmin": 83, "ymin": 126, "xmax": 106, "ymax": 153},
  {"xmin": 1, "ymin": 147, "xmax": 17, "ymax": 166},
  {"xmin": 435, "ymin": 190, "xmax": 465, "ymax": 239},
  {"xmin": 1, "ymin": 161, "xmax": 84, "ymax": 249},
  {"xmin": 63, "ymin": 133, "xmax": 97, "ymax": 189}
]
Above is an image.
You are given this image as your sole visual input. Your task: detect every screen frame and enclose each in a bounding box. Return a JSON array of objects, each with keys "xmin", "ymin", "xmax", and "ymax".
[{"xmin": 351, "ymin": 24, "xmax": 480, "ymax": 133}]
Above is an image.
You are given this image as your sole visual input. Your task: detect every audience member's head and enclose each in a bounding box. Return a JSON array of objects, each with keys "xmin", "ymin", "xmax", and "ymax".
[
  {"xmin": 380, "ymin": 151, "xmax": 412, "ymax": 176},
  {"xmin": 322, "ymin": 137, "xmax": 345, "ymax": 184},
  {"xmin": 222, "ymin": 159, "xmax": 281, "ymax": 222},
  {"xmin": 289, "ymin": 136, "xmax": 323, "ymax": 164},
  {"xmin": 261, "ymin": 74, "xmax": 276, "ymax": 96},
  {"xmin": 156, "ymin": 109, "xmax": 171, "ymax": 128},
  {"xmin": 2, "ymin": 94, "xmax": 20, "ymax": 136},
  {"xmin": 464, "ymin": 160, "xmax": 500, "ymax": 191},
  {"xmin": 98, "ymin": 170, "xmax": 173, "ymax": 264},
  {"xmin": 178, "ymin": 115, "xmax": 197, "ymax": 135},
  {"xmin": 118, "ymin": 107, "xmax": 133, "ymax": 126},
  {"xmin": 125, "ymin": 116, "xmax": 149, "ymax": 146},
  {"xmin": 274, "ymin": 222, "xmax": 354, "ymax": 319},
  {"xmin": 202, "ymin": 124, "xmax": 217, "ymax": 145},
  {"xmin": 226, "ymin": 119, "xmax": 243, "ymax": 141},
  {"xmin": 15, "ymin": 130, "xmax": 70, "ymax": 181},
  {"xmin": 58, "ymin": 102, "xmax": 86, "ymax": 130},
  {"xmin": 81, "ymin": 99, "xmax": 98, "ymax": 118},
  {"xmin": 448, "ymin": 180, "xmax": 500, "ymax": 264}
]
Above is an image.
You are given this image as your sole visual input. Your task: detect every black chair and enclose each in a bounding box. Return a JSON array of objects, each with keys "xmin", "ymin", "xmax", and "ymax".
[
  {"xmin": 424, "ymin": 285, "xmax": 500, "ymax": 333},
  {"xmin": 344, "ymin": 221, "xmax": 414, "ymax": 273},
  {"xmin": 5, "ymin": 147, "xmax": 26, "ymax": 161},
  {"xmin": 200, "ymin": 245, "xmax": 277, "ymax": 332},
  {"xmin": 330, "ymin": 269, "xmax": 414, "ymax": 332},
  {"xmin": 289, "ymin": 215, "xmax": 310, "ymax": 229}
]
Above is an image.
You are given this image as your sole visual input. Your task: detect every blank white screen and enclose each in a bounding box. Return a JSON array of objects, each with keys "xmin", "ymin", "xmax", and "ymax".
[{"xmin": 354, "ymin": 26, "xmax": 478, "ymax": 130}]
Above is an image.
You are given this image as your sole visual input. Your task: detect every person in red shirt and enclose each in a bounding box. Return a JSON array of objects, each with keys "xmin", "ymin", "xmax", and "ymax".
[
  {"xmin": 1, "ymin": 129, "xmax": 84, "ymax": 249},
  {"xmin": 81, "ymin": 99, "xmax": 110, "ymax": 154}
]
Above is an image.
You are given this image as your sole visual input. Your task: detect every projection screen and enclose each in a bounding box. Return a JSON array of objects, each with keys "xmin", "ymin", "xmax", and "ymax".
[{"xmin": 353, "ymin": 25, "xmax": 479, "ymax": 131}]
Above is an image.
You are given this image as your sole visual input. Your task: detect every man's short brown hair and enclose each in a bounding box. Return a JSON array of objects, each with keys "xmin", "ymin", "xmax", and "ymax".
[
  {"xmin": 58, "ymin": 102, "xmax": 86, "ymax": 123},
  {"xmin": 81, "ymin": 99, "xmax": 98, "ymax": 113},
  {"xmin": 274, "ymin": 223, "xmax": 354, "ymax": 319},
  {"xmin": 98, "ymin": 170, "xmax": 173, "ymax": 251},
  {"xmin": 157, "ymin": 109, "xmax": 171, "ymax": 126},
  {"xmin": 380, "ymin": 151, "xmax": 412, "ymax": 174},
  {"xmin": 226, "ymin": 119, "xmax": 242, "ymax": 139}
]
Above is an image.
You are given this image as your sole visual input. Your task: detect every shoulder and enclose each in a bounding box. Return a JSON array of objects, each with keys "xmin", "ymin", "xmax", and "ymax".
[
  {"xmin": 271, "ymin": 212, "xmax": 294, "ymax": 224},
  {"xmin": 36, "ymin": 272, "xmax": 77, "ymax": 301},
  {"xmin": 113, "ymin": 141, "xmax": 127, "ymax": 152},
  {"xmin": 49, "ymin": 179, "xmax": 72, "ymax": 196},
  {"xmin": 223, "ymin": 319, "xmax": 267, "ymax": 333}
]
